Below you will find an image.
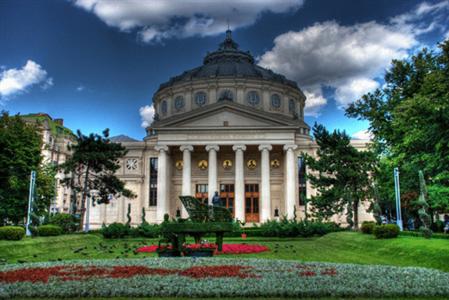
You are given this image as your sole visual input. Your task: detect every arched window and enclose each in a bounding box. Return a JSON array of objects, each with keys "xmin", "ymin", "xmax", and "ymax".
[
  {"xmin": 174, "ymin": 96, "xmax": 185, "ymax": 111},
  {"xmin": 247, "ymin": 91, "xmax": 260, "ymax": 106},
  {"xmin": 271, "ymin": 94, "xmax": 281, "ymax": 109},
  {"xmin": 194, "ymin": 91, "xmax": 207, "ymax": 107},
  {"xmin": 161, "ymin": 100, "xmax": 168, "ymax": 114}
]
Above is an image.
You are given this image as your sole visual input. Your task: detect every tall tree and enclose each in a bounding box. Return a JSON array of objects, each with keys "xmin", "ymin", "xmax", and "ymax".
[
  {"xmin": 304, "ymin": 123, "xmax": 375, "ymax": 229},
  {"xmin": 346, "ymin": 40, "xmax": 449, "ymax": 218},
  {"xmin": 0, "ymin": 112, "xmax": 55, "ymax": 225},
  {"xmin": 61, "ymin": 129, "xmax": 134, "ymax": 231}
]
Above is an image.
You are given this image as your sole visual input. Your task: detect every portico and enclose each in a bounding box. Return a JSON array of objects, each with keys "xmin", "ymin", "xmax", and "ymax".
[{"xmin": 153, "ymin": 141, "xmax": 298, "ymax": 223}]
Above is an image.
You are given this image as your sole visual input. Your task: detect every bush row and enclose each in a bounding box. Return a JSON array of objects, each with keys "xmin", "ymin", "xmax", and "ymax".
[
  {"xmin": 101, "ymin": 223, "xmax": 161, "ymax": 239},
  {"xmin": 0, "ymin": 226, "xmax": 25, "ymax": 240},
  {"xmin": 360, "ymin": 222, "xmax": 400, "ymax": 239},
  {"xmin": 254, "ymin": 219, "xmax": 342, "ymax": 238}
]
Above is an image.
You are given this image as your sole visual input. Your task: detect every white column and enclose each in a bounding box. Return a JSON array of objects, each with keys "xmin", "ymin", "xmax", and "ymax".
[
  {"xmin": 259, "ymin": 144, "xmax": 272, "ymax": 222},
  {"xmin": 205, "ymin": 145, "xmax": 220, "ymax": 204},
  {"xmin": 284, "ymin": 144, "xmax": 298, "ymax": 219},
  {"xmin": 233, "ymin": 144, "xmax": 246, "ymax": 222},
  {"xmin": 155, "ymin": 145, "xmax": 169, "ymax": 222},
  {"xmin": 180, "ymin": 145, "xmax": 193, "ymax": 218}
]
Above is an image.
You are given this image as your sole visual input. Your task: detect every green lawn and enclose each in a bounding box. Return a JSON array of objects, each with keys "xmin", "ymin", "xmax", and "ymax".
[{"xmin": 1, "ymin": 231, "xmax": 448, "ymax": 272}]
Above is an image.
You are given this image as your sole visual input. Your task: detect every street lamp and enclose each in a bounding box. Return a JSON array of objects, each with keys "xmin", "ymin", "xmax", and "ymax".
[{"xmin": 394, "ymin": 167, "xmax": 403, "ymax": 231}]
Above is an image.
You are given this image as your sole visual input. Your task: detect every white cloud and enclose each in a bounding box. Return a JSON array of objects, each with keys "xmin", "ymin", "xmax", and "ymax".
[
  {"xmin": 302, "ymin": 86, "xmax": 327, "ymax": 117},
  {"xmin": 334, "ymin": 78, "xmax": 379, "ymax": 109},
  {"xmin": 259, "ymin": 21, "xmax": 415, "ymax": 114},
  {"xmin": 139, "ymin": 105, "xmax": 155, "ymax": 128},
  {"xmin": 76, "ymin": 85, "xmax": 85, "ymax": 92},
  {"xmin": 0, "ymin": 60, "xmax": 51, "ymax": 100},
  {"xmin": 72, "ymin": 0, "xmax": 304, "ymax": 43},
  {"xmin": 352, "ymin": 129, "xmax": 373, "ymax": 140}
]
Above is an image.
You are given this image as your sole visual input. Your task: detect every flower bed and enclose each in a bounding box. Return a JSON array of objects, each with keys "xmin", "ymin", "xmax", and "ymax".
[
  {"xmin": 136, "ymin": 243, "xmax": 269, "ymax": 255},
  {"xmin": 0, "ymin": 258, "xmax": 448, "ymax": 298}
]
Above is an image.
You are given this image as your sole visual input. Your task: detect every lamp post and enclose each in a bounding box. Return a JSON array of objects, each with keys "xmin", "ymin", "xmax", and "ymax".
[
  {"xmin": 394, "ymin": 167, "xmax": 403, "ymax": 231},
  {"xmin": 26, "ymin": 170, "xmax": 36, "ymax": 236}
]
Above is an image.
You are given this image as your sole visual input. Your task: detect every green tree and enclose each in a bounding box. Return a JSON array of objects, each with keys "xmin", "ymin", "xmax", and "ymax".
[
  {"xmin": 304, "ymin": 123, "xmax": 375, "ymax": 229},
  {"xmin": 346, "ymin": 40, "xmax": 449, "ymax": 217},
  {"xmin": 0, "ymin": 112, "xmax": 55, "ymax": 225},
  {"xmin": 61, "ymin": 129, "xmax": 135, "ymax": 231}
]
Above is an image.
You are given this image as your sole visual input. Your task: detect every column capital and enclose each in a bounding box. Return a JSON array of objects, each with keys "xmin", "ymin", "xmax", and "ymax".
[
  {"xmin": 179, "ymin": 145, "xmax": 194, "ymax": 152},
  {"xmin": 283, "ymin": 144, "xmax": 298, "ymax": 152},
  {"xmin": 205, "ymin": 144, "xmax": 220, "ymax": 152},
  {"xmin": 258, "ymin": 144, "xmax": 273, "ymax": 152},
  {"xmin": 232, "ymin": 144, "xmax": 247, "ymax": 152},
  {"xmin": 154, "ymin": 145, "xmax": 169, "ymax": 153}
]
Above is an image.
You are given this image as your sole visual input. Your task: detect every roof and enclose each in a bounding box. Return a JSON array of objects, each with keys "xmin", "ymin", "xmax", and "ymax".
[
  {"xmin": 157, "ymin": 30, "xmax": 299, "ymax": 92},
  {"xmin": 21, "ymin": 113, "xmax": 76, "ymax": 139},
  {"xmin": 110, "ymin": 135, "xmax": 139, "ymax": 143}
]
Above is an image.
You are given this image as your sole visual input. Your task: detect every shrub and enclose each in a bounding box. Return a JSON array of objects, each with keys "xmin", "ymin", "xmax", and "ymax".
[
  {"xmin": 431, "ymin": 220, "xmax": 444, "ymax": 233},
  {"xmin": 420, "ymin": 226, "xmax": 433, "ymax": 239},
  {"xmin": 361, "ymin": 221, "xmax": 376, "ymax": 234},
  {"xmin": 102, "ymin": 223, "xmax": 129, "ymax": 239},
  {"xmin": 0, "ymin": 226, "xmax": 25, "ymax": 240},
  {"xmin": 135, "ymin": 224, "xmax": 160, "ymax": 238},
  {"xmin": 373, "ymin": 224, "xmax": 400, "ymax": 239},
  {"xmin": 258, "ymin": 219, "xmax": 340, "ymax": 238},
  {"xmin": 48, "ymin": 213, "xmax": 79, "ymax": 233},
  {"xmin": 36, "ymin": 225, "xmax": 63, "ymax": 236}
]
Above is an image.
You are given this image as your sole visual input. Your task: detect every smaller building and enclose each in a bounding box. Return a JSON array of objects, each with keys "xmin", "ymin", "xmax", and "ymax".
[{"xmin": 21, "ymin": 113, "xmax": 77, "ymax": 213}]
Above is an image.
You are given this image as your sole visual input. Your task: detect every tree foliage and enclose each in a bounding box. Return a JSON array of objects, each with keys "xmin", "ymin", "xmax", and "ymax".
[
  {"xmin": 346, "ymin": 40, "xmax": 449, "ymax": 216},
  {"xmin": 0, "ymin": 112, "xmax": 55, "ymax": 225},
  {"xmin": 61, "ymin": 129, "xmax": 135, "ymax": 231},
  {"xmin": 304, "ymin": 123, "xmax": 376, "ymax": 229}
]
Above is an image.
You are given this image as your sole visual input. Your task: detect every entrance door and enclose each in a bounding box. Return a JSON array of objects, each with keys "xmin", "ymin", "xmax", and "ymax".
[
  {"xmin": 220, "ymin": 184, "xmax": 235, "ymax": 216},
  {"xmin": 245, "ymin": 184, "xmax": 259, "ymax": 222},
  {"xmin": 195, "ymin": 184, "xmax": 208, "ymax": 205}
]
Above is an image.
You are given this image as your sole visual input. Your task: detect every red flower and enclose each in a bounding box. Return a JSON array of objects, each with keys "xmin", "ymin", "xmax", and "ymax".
[{"xmin": 136, "ymin": 243, "xmax": 269, "ymax": 255}]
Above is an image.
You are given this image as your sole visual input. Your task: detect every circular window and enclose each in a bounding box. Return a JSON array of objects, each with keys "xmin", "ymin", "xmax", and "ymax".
[
  {"xmin": 247, "ymin": 91, "xmax": 260, "ymax": 106},
  {"xmin": 271, "ymin": 94, "xmax": 281, "ymax": 108},
  {"xmin": 288, "ymin": 99, "xmax": 296, "ymax": 113},
  {"xmin": 219, "ymin": 89, "xmax": 233, "ymax": 101},
  {"xmin": 161, "ymin": 100, "xmax": 168, "ymax": 114},
  {"xmin": 195, "ymin": 91, "xmax": 207, "ymax": 107},
  {"xmin": 174, "ymin": 96, "xmax": 185, "ymax": 110}
]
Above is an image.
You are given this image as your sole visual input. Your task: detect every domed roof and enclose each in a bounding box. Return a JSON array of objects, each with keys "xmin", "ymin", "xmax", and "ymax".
[{"xmin": 157, "ymin": 30, "xmax": 299, "ymax": 91}]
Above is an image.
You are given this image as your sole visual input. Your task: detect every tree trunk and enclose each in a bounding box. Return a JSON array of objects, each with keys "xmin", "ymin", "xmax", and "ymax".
[
  {"xmin": 79, "ymin": 165, "xmax": 90, "ymax": 231},
  {"xmin": 353, "ymin": 200, "xmax": 359, "ymax": 230}
]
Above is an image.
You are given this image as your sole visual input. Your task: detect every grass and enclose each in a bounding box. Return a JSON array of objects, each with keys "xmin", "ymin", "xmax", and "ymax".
[{"xmin": 0, "ymin": 231, "xmax": 448, "ymax": 272}]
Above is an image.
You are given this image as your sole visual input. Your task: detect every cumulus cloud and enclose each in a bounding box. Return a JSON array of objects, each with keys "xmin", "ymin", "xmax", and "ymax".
[
  {"xmin": 139, "ymin": 105, "xmax": 155, "ymax": 128},
  {"xmin": 72, "ymin": 0, "xmax": 304, "ymax": 43},
  {"xmin": 259, "ymin": 1, "xmax": 449, "ymax": 116},
  {"xmin": 352, "ymin": 129, "xmax": 373, "ymax": 140},
  {"xmin": 0, "ymin": 60, "xmax": 52, "ymax": 100},
  {"xmin": 259, "ymin": 21, "xmax": 416, "ymax": 115}
]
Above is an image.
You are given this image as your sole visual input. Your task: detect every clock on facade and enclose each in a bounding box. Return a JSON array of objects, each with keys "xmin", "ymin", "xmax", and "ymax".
[
  {"xmin": 126, "ymin": 158, "xmax": 138, "ymax": 171},
  {"xmin": 271, "ymin": 94, "xmax": 281, "ymax": 108},
  {"xmin": 247, "ymin": 91, "xmax": 260, "ymax": 106},
  {"xmin": 195, "ymin": 91, "xmax": 207, "ymax": 107},
  {"xmin": 174, "ymin": 96, "xmax": 185, "ymax": 110}
]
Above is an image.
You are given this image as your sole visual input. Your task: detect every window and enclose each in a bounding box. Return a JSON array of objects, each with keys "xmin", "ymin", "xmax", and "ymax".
[
  {"xmin": 271, "ymin": 94, "xmax": 281, "ymax": 108},
  {"xmin": 298, "ymin": 157, "xmax": 307, "ymax": 205},
  {"xmin": 161, "ymin": 100, "xmax": 168, "ymax": 114},
  {"xmin": 289, "ymin": 99, "xmax": 296, "ymax": 113},
  {"xmin": 194, "ymin": 91, "xmax": 207, "ymax": 107},
  {"xmin": 149, "ymin": 157, "xmax": 158, "ymax": 206},
  {"xmin": 247, "ymin": 91, "xmax": 260, "ymax": 106},
  {"xmin": 218, "ymin": 89, "xmax": 233, "ymax": 101}
]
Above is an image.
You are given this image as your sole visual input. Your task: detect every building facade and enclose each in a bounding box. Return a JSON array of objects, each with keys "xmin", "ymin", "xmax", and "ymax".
[
  {"xmin": 21, "ymin": 113, "xmax": 76, "ymax": 214},
  {"xmin": 88, "ymin": 30, "xmax": 373, "ymax": 227}
]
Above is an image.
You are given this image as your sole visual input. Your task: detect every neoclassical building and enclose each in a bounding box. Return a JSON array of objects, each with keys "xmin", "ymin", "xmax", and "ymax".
[{"xmin": 88, "ymin": 30, "xmax": 372, "ymax": 227}]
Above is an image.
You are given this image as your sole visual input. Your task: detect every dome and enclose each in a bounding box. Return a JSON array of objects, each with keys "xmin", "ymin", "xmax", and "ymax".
[{"xmin": 157, "ymin": 30, "xmax": 299, "ymax": 92}]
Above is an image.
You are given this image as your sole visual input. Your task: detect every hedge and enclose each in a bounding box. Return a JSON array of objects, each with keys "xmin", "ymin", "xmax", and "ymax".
[
  {"xmin": 360, "ymin": 221, "xmax": 376, "ymax": 234},
  {"xmin": 48, "ymin": 213, "xmax": 79, "ymax": 233},
  {"xmin": 0, "ymin": 258, "xmax": 448, "ymax": 298},
  {"xmin": 36, "ymin": 225, "xmax": 63, "ymax": 236},
  {"xmin": 400, "ymin": 231, "xmax": 449, "ymax": 240},
  {"xmin": 0, "ymin": 226, "xmax": 25, "ymax": 240},
  {"xmin": 373, "ymin": 224, "xmax": 400, "ymax": 239}
]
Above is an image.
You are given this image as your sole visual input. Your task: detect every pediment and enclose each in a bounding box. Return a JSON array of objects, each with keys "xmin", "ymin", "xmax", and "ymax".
[{"xmin": 153, "ymin": 102, "xmax": 300, "ymax": 129}]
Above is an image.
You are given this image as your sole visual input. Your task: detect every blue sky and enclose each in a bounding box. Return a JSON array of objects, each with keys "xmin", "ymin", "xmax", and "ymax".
[{"xmin": 1, "ymin": 0, "xmax": 448, "ymax": 140}]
